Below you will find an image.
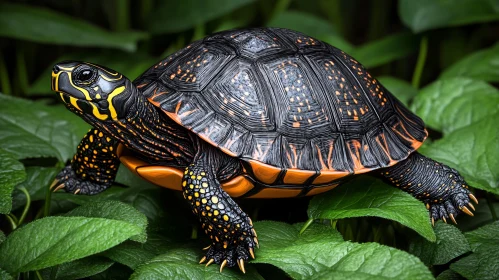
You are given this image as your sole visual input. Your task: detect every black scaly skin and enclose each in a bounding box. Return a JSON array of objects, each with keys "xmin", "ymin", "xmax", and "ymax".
[
  {"xmin": 382, "ymin": 152, "xmax": 473, "ymax": 223},
  {"xmin": 183, "ymin": 142, "xmax": 256, "ymax": 269},
  {"xmin": 53, "ymin": 128, "xmax": 120, "ymax": 194}
]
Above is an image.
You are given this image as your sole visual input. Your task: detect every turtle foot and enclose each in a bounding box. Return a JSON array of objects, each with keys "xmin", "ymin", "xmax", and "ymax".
[
  {"xmin": 51, "ymin": 165, "xmax": 109, "ymax": 195},
  {"xmin": 429, "ymin": 190, "xmax": 478, "ymax": 225},
  {"xmin": 200, "ymin": 234, "xmax": 258, "ymax": 273}
]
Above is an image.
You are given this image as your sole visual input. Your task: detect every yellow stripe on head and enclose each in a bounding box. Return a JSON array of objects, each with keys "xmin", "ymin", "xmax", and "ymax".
[
  {"xmin": 107, "ymin": 86, "xmax": 125, "ymax": 120},
  {"xmin": 69, "ymin": 96, "xmax": 82, "ymax": 111},
  {"xmin": 90, "ymin": 103, "xmax": 109, "ymax": 120}
]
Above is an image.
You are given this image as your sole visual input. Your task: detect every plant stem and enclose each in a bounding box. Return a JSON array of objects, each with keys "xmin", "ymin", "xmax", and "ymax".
[
  {"xmin": 300, "ymin": 218, "xmax": 314, "ymax": 235},
  {"xmin": 412, "ymin": 36, "xmax": 428, "ymax": 89},
  {"xmin": 0, "ymin": 54, "xmax": 12, "ymax": 95},
  {"xmin": 139, "ymin": 0, "xmax": 153, "ymax": 27},
  {"xmin": 114, "ymin": 0, "xmax": 130, "ymax": 31},
  {"xmin": 18, "ymin": 187, "xmax": 31, "ymax": 226},
  {"xmin": 6, "ymin": 214, "xmax": 17, "ymax": 230},
  {"xmin": 16, "ymin": 48, "xmax": 29, "ymax": 96},
  {"xmin": 35, "ymin": 270, "xmax": 44, "ymax": 280},
  {"xmin": 330, "ymin": 219, "xmax": 337, "ymax": 229}
]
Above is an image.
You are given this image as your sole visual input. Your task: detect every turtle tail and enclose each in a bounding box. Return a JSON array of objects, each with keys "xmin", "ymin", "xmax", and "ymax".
[{"xmin": 381, "ymin": 152, "xmax": 478, "ymax": 225}]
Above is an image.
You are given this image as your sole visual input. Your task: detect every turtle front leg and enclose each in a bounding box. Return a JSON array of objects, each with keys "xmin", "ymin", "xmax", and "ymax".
[
  {"xmin": 182, "ymin": 157, "xmax": 257, "ymax": 273},
  {"xmin": 382, "ymin": 152, "xmax": 478, "ymax": 225},
  {"xmin": 51, "ymin": 128, "xmax": 120, "ymax": 195}
]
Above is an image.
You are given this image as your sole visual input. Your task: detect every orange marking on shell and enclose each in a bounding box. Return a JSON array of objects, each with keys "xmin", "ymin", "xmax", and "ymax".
[
  {"xmin": 283, "ymin": 168, "xmax": 315, "ymax": 184},
  {"xmin": 306, "ymin": 183, "xmax": 339, "ymax": 196},
  {"xmin": 137, "ymin": 83, "xmax": 148, "ymax": 89},
  {"xmin": 222, "ymin": 176, "xmax": 254, "ymax": 197},
  {"xmin": 174, "ymin": 101, "xmax": 182, "ymax": 114},
  {"xmin": 348, "ymin": 139, "xmax": 365, "ymax": 171},
  {"xmin": 248, "ymin": 160, "xmax": 281, "ymax": 184},
  {"xmin": 248, "ymin": 188, "xmax": 302, "ymax": 199},
  {"xmin": 375, "ymin": 133, "xmax": 392, "ymax": 160},
  {"xmin": 285, "ymin": 144, "xmax": 299, "ymax": 169}
]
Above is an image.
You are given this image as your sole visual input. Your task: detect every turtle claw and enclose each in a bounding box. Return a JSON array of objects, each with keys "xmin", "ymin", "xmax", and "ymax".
[
  {"xmin": 219, "ymin": 260, "xmax": 228, "ymax": 272},
  {"xmin": 53, "ymin": 183, "xmax": 65, "ymax": 192},
  {"xmin": 237, "ymin": 259, "xmax": 246, "ymax": 274},
  {"xmin": 254, "ymin": 237, "xmax": 259, "ymax": 249},
  {"xmin": 461, "ymin": 206, "xmax": 474, "ymax": 216},
  {"xmin": 249, "ymin": 248, "xmax": 255, "ymax": 259},
  {"xmin": 205, "ymin": 259, "xmax": 214, "ymax": 267},
  {"xmin": 449, "ymin": 213, "xmax": 457, "ymax": 224},
  {"xmin": 199, "ymin": 256, "xmax": 207, "ymax": 264},
  {"xmin": 469, "ymin": 193, "xmax": 479, "ymax": 204},
  {"xmin": 468, "ymin": 203, "xmax": 475, "ymax": 211},
  {"xmin": 49, "ymin": 179, "xmax": 59, "ymax": 190}
]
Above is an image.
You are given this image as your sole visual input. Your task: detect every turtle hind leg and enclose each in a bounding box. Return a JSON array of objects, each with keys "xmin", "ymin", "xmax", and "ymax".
[
  {"xmin": 381, "ymin": 152, "xmax": 477, "ymax": 225},
  {"xmin": 52, "ymin": 128, "xmax": 120, "ymax": 195},
  {"xmin": 182, "ymin": 148, "xmax": 256, "ymax": 273}
]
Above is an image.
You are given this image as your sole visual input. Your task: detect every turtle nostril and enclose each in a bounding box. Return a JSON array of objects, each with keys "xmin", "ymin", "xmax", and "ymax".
[{"xmin": 53, "ymin": 65, "xmax": 61, "ymax": 74}]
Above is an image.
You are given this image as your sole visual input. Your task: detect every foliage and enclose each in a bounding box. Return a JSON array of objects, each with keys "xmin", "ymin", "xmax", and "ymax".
[{"xmin": 0, "ymin": 0, "xmax": 497, "ymax": 279}]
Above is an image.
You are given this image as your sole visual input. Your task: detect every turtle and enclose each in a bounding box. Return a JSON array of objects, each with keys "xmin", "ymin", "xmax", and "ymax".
[{"xmin": 50, "ymin": 27, "xmax": 478, "ymax": 272}]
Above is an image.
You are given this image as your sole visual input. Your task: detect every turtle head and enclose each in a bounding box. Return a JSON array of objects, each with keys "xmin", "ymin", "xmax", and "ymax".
[{"xmin": 52, "ymin": 61, "xmax": 136, "ymax": 122}]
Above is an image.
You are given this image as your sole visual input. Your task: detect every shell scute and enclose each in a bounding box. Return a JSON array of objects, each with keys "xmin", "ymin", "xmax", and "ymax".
[{"xmin": 137, "ymin": 28, "xmax": 427, "ymax": 182}]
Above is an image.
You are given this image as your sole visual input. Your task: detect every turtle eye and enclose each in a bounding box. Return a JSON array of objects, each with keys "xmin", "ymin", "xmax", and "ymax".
[{"xmin": 74, "ymin": 68, "xmax": 97, "ymax": 84}]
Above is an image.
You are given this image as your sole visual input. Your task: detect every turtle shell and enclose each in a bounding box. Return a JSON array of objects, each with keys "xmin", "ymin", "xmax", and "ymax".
[{"xmin": 132, "ymin": 28, "xmax": 427, "ymax": 196}]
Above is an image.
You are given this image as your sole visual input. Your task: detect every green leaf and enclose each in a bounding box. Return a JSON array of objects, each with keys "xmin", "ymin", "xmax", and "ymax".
[
  {"xmin": 308, "ymin": 176, "xmax": 436, "ymax": 241},
  {"xmin": 267, "ymin": 10, "xmax": 353, "ymax": 53},
  {"xmin": 408, "ymin": 222, "xmax": 470, "ymax": 266},
  {"xmin": 351, "ymin": 33, "xmax": 419, "ymax": 68},
  {"xmin": 419, "ymin": 112, "xmax": 499, "ymax": 194},
  {"xmin": 0, "ymin": 230, "xmax": 5, "ymax": 244},
  {"xmin": 451, "ymin": 221, "xmax": 499, "ymax": 280},
  {"xmin": 103, "ymin": 242, "xmax": 157, "ymax": 269},
  {"xmin": 0, "ymin": 148, "xmax": 26, "ymax": 214},
  {"xmin": 0, "ymin": 269, "xmax": 13, "ymax": 280},
  {"xmin": 147, "ymin": 0, "xmax": 256, "ymax": 34},
  {"xmin": 412, "ymin": 78, "xmax": 499, "ymax": 135},
  {"xmin": 28, "ymin": 51, "xmax": 156, "ymax": 95},
  {"xmin": 12, "ymin": 167, "xmax": 58, "ymax": 210},
  {"xmin": 89, "ymin": 263, "xmax": 133, "ymax": 280},
  {"xmin": 436, "ymin": 269, "xmax": 463, "ymax": 280},
  {"xmin": 0, "ymin": 3, "xmax": 147, "ymax": 52},
  {"xmin": 441, "ymin": 43, "xmax": 499, "ymax": 82},
  {"xmin": 253, "ymin": 221, "xmax": 433, "ymax": 280},
  {"xmin": 130, "ymin": 246, "xmax": 263, "ymax": 279},
  {"xmin": 66, "ymin": 200, "xmax": 148, "ymax": 243},
  {"xmin": 377, "ymin": 76, "xmax": 417, "ymax": 106},
  {"xmin": 0, "ymin": 94, "xmax": 89, "ymax": 161},
  {"xmin": 55, "ymin": 256, "xmax": 114, "ymax": 280},
  {"xmin": 399, "ymin": 0, "xmax": 499, "ymax": 33},
  {"xmin": 0, "ymin": 216, "xmax": 142, "ymax": 273}
]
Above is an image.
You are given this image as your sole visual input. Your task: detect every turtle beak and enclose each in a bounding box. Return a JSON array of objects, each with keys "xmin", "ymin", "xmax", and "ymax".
[{"xmin": 51, "ymin": 62, "xmax": 86, "ymax": 100}]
